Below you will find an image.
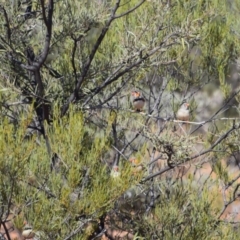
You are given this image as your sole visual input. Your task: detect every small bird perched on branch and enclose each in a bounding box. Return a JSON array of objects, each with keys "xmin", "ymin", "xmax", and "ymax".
[
  {"xmin": 131, "ymin": 91, "xmax": 145, "ymax": 112},
  {"xmin": 176, "ymin": 102, "xmax": 190, "ymax": 121}
]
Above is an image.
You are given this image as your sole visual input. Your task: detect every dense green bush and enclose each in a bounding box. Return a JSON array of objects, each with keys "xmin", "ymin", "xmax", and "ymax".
[{"xmin": 1, "ymin": 0, "xmax": 240, "ymax": 239}]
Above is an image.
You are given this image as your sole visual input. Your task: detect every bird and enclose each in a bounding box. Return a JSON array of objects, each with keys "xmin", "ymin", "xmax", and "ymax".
[
  {"xmin": 129, "ymin": 157, "xmax": 145, "ymax": 174},
  {"xmin": 22, "ymin": 222, "xmax": 35, "ymax": 239},
  {"xmin": 110, "ymin": 165, "xmax": 120, "ymax": 178},
  {"xmin": 176, "ymin": 102, "xmax": 190, "ymax": 121},
  {"xmin": 131, "ymin": 91, "xmax": 145, "ymax": 112}
]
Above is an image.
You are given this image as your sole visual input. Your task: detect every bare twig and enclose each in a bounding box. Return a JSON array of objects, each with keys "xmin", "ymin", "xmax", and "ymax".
[
  {"xmin": 61, "ymin": 0, "xmax": 122, "ymax": 116},
  {"xmin": 190, "ymin": 90, "xmax": 240, "ymax": 134},
  {"xmin": 141, "ymin": 123, "xmax": 240, "ymax": 183},
  {"xmin": 114, "ymin": 0, "xmax": 146, "ymax": 19},
  {"xmin": 0, "ymin": 5, "xmax": 11, "ymax": 43}
]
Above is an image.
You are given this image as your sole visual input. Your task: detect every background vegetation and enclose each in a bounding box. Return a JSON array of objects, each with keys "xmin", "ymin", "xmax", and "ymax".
[{"xmin": 1, "ymin": 0, "xmax": 240, "ymax": 239}]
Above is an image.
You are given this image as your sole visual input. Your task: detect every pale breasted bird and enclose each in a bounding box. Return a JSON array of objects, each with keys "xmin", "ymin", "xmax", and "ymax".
[
  {"xmin": 131, "ymin": 91, "xmax": 145, "ymax": 112},
  {"xmin": 22, "ymin": 222, "xmax": 35, "ymax": 239},
  {"xmin": 176, "ymin": 102, "xmax": 190, "ymax": 121},
  {"xmin": 110, "ymin": 165, "xmax": 120, "ymax": 178}
]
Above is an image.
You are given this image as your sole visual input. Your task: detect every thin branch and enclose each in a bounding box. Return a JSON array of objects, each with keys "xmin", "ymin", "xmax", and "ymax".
[
  {"xmin": 114, "ymin": 0, "xmax": 146, "ymax": 19},
  {"xmin": 61, "ymin": 0, "xmax": 121, "ymax": 116},
  {"xmin": 190, "ymin": 90, "xmax": 240, "ymax": 134},
  {"xmin": 173, "ymin": 118, "xmax": 240, "ymax": 125},
  {"xmin": 0, "ymin": 5, "xmax": 11, "ymax": 43},
  {"xmin": 40, "ymin": 0, "xmax": 48, "ymax": 26},
  {"xmin": 218, "ymin": 188, "xmax": 240, "ymax": 220},
  {"xmin": 141, "ymin": 123, "xmax": 240, "ymax": 183},
  {"xmin": 71, "ymin": 28, "xmax": 91, "ymax": 87},
  {"xmin": 1, "ymin": 221, "xmax": 11, "ymax": 240},
  {"xmin": 61, "ymin": 2, "xmax": 178, "ymax": 116},
  {"xmin": 83, "ymin": 103, "xmax": 240, "ymax": 125},
  {"xmin": 82, "ymin": 64, "xmax": 124, "ymax": 107},
  {"xmin": 63, "ymin": 222, "xmax": 85, "ymax": 240},
  {"xmin": 225, "ymin": 173, "xmax": 240, "ymax": 190},
  {"xmin": 111, "ymin": 145, "xmax": 128, "ymax": 161},
  {"xmin": 36, "ymin": 0, "xmax": 54, "ymax": 67},
  {"xmin": 82, "ymin": 41, "xmax": 178, "ymax": 109},
  {"xmin": 91, "ymin": 77, "xmax": 129, "ymax": 108},
  {"xmin": 27, "ymin": 181, "xmax": 56, "ymax": 199}
]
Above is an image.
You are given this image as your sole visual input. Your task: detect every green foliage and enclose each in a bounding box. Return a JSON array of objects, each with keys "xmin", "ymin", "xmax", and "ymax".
[
  {"xmin": 132, "ymin": 183, "xmax": 238, "ymax": 240},
  {"xmin": 0, "ymin": 108, "xmax": 136, "ymax": 239},
  {"xmin": 1, "ymin": 0, "xmax": 240, "ymax": 239}
]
